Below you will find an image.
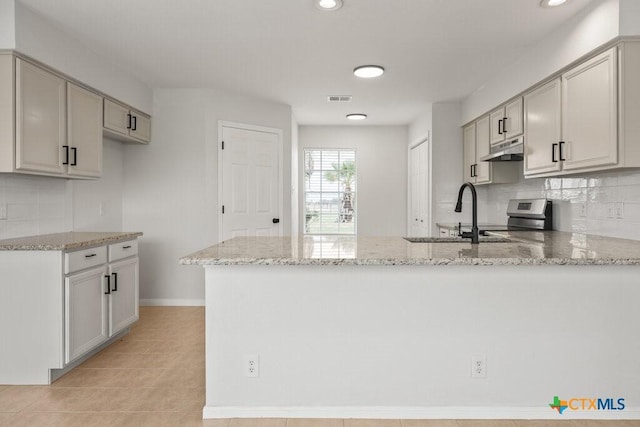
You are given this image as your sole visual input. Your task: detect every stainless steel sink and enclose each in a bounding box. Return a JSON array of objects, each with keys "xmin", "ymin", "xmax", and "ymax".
[{"xmin": 404, "ymin": 236, "xmax": 513, "ymax": 243}]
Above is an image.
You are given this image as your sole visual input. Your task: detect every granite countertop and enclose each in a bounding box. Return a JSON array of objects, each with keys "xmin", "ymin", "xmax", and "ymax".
[
  {"xmin": 0, "ymin": 232, "xmax": 143, "ymax": 251},
  {"xmin": 179, "ymin": 231, "xmax": 640, "ymax": 266}
]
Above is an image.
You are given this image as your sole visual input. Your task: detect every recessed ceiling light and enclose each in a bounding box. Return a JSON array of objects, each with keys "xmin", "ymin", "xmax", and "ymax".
[
  {"xmin": 315, "ymin": 0, "xmax": 343, "ymax": 11},
  {"xmin": 346, "ymin": 113, "xmax": 367, "ymax": 120},
  {"xmin": 353, "ymin": 65, "xmax": 385, "ymax": 78},
  {"xmin": 540, "ymin": 0, "xmax": 567, "ymax": 7}
]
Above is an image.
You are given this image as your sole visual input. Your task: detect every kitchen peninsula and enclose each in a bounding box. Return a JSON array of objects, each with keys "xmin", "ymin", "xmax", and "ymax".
[{"xmin": 181, "ymin": 233, "xmax": 640, "ymax": 420}]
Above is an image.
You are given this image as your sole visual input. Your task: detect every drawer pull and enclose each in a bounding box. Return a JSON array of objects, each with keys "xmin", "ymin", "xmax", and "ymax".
[
  {"xmin": 85, "ymin": 253, "xmax": 97, "ymax": 258},
  {"xmin": 122, "ymin": 245, "xmax": 132, "ymax": 249},
  {"xmin": 111, "ymin": 273, "xmax": 118, "ymax": 292}
]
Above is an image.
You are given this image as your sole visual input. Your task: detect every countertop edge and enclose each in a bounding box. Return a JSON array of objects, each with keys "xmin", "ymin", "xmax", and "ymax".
[
  {"xmin": 0, "ymin": 232, "xmax": 143, "ymax": 251},
  {"xmin": 179, "ymin": 257, "xmax": 640, "ymax": 266}
]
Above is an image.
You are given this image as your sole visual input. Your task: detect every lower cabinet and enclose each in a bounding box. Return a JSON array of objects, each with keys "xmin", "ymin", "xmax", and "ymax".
[
  {"xmin": 64, "ymin": 240, "xmax": 139, "ymax": 364},
  {"xmin": 65, "ymin": 266, "xmax": 109, "ymax": 364},
  {"xmin": 108, "ymin": 257, "xmax": 139, "ymax": 337}
]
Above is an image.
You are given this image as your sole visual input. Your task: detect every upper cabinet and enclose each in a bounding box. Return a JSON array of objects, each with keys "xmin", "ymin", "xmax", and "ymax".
[
  {"xmin": 67, "ymin": 83, "xmax": 103, "ymax": 178},
  {"xmin": 524, "ymin": 46, "xmax": 624, "ymax": 178},
  {"xmin": 15, "ymin": 58, "xmax": 67, "ymax": 176},
  {"xmin": 104, "ymin": 99, "xmax": 151, "ymax": 144},
  {"xmin": 463, "ymin": 116, "xmax": 518, "ymax": 185},
  {"xmin": 0, "ymin": 52, "xmax": 150, "ymax": 179},
  {"xmin": 489, "ymin": 97, "xmax": 523, "ymax": 145}
]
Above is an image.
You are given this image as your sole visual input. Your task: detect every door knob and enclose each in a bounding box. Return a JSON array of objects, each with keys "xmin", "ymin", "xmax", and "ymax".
[{"xmin": 272, "ymin": 218, "xmax": 280, "ymax": 224}]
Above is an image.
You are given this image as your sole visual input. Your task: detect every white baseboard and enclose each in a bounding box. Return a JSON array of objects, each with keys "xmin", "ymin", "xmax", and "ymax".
[
  {"xmin": 140, "ymin": 298, "xmax": 204, "ymax": 306},
  {"xmin": 202, "ymin": 406, "xmax": 640, "ymax": 420}
]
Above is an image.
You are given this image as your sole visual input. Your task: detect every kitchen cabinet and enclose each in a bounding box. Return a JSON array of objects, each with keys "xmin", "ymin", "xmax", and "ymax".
[
  {"xmin": 104, "ymin": 98, "xmax": 151, "ymax": 143},
  {"xmin": 65, "ymin": 240, "xmax": 139, "ymax": 364},
  {"xmin": 65, "ymin": 264, "xmax": 109, "ymax": 364},
  {"xmin": 463, "ymin": 117, "xmax": 518, "ymax": 185},
  {"xmin": 489, "ymin": 97, "xmax": 523, "ymax": 145},
  {"xmin": 67, "ymin": 83, "xmax": 103, "ymax": 178},
  {"xmin": 15, "ymin": 58, "xmax": 67, "ymax": 175},
  {"xmin": 108, "ymin": 242, "xmax": 139, "ymax": 336},
  {"xmin": 524, "ymin": 47, "xmax": 619, "ymax": 177},
  {"xmin": 0, "ymin": 55, "xmax": 103, "ymax": 178},
  {"xmin": 0, "ymin": 233, "xmax": 141, "ymax": 384}
]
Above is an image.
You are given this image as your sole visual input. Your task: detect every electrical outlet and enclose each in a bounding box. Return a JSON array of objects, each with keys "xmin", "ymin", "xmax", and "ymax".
[
  {"xmin": 471, "ymin": 354, "xmax": 487, "ymax": 378},
  {"xmin": 614, "ymin": 202, "xmax": 624, "ymax": 219},
  {"xmin": 0, "ymin": 204, "xmax": 7, "ymax": 220},
  {"xmin": 607, "ymin": 203, "xmax": 616, "ymax": 219},
  {"xmin": 99, "ymin": 202, "xmax": 105, "ymax": 217},
  {"xmin": 244, "ymin": 354, "xmax": 259, "ymax": 378}
]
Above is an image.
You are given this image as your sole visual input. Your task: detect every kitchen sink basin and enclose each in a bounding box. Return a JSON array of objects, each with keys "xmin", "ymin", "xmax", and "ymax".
[{"xmin": 404, "ymin": 236, "xmax": 514, "ymax": 243}]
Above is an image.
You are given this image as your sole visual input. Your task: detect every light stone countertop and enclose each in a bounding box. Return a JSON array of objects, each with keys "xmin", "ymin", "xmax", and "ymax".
[
  {"xmin": 0, "ymin": 232, "xmax": 143, "ymax": 251},
  {"xmin": 179, "ymin": 231, "xmax": 640, "ymax": 266}
]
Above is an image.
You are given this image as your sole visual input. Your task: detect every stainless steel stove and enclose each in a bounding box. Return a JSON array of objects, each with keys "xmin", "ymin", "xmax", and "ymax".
[{"xmin": 460, "ymin": 198, "xmax": 552, "ymax": 234}]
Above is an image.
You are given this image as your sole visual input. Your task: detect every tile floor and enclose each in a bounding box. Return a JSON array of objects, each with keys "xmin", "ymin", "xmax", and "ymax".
[{"xmin": 0, "ymin": 307, "xmax": 639, "ymax": 427}]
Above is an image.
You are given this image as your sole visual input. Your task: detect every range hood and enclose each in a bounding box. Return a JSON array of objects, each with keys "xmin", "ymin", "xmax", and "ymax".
[{"xmin": 480, "ymin": 136, "xmax": 524, "ymax": 162}]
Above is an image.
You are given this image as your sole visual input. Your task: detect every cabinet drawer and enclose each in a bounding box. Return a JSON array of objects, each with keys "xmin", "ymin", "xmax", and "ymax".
[
  {"xmin": 65, "ymin": 246, "xmax": 107, "ymax": 274},
  {"xmin": 109, "ymin": 240, "xmax": 138, "ymax": 262}
]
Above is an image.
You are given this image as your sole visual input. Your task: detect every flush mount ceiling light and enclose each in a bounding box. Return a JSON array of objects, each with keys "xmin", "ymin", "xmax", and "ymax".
[
  {"xmin": 346, "ymin": 113, "xmax": 367, "ymax": 120},
  {"xmin": 540, "ymin": 0, "xmax": 568, "ymax": 7},
  {"xmin": 353, "ymin": 65, "xmax": 385, "ymax": 78},
  {"xmin": 315, "ymin": 0, "xmax": 343, "ymax": 11}
]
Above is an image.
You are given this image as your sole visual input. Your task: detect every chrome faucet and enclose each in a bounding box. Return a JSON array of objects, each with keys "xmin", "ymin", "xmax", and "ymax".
[{"xmin": 455, "ymin": 182, "xmax": 479, "ymax": 244}]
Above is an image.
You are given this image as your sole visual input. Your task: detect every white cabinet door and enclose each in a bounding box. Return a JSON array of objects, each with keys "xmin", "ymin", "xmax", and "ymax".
[
  {"xmin": 103, "ymin": 99, "xmax": 130, "ymax": 136},
  {"xmin": 129, "ymin": 111, "xmax": 151, "ymax": 143},
  {"xmin": 108, "ymin": 257, "xmax": 139, "ymax": 336},
  {"xmin": 475, "ymin": 116, "xmax": 491, "ymax": 184},
  {"xmin": 562, "ymin": 47, "xmax": 618, "ymax": 171},
  {"xmin": 67, "ymin": 83, "xmax": 103, "ymax": 178},
  {"xmin": 104, "ymin": 99, "xmax": 151, "ymax": 144},
  {"xmin": 463, "ymin": 123, "xmax": 476, "ymax": 183},
  {"xmin": 15, "ymin": 58, "xmax": 66, "ymax": 175},
  {"xmin": 65, "ymin": 266, "xmax": 108, "ymax": 364},
  {"xmin": 489, "ymin": 108, "xmax": 505, "ymax": 145},
  {"xmin": 524, "ymin": 78, "xmax": 563, "ymax": 176},
  {"xmin": 504, "ymin": 98, "xmax": 523, "ymax": 139}
]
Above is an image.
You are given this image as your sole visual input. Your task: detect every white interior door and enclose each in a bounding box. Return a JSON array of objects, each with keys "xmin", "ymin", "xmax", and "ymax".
[
  {"xmin": 221, "ymin": 125, "xmax": 281, "ymax": 240},
  {"xmin": 409, "ymin": 140, "xmax": 429, "ymax": 237}
]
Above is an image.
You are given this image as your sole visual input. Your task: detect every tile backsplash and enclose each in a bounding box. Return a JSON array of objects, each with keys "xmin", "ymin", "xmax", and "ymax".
[
  {"xmin": 483, "ymin": 165, "xmax": 640, "ymax": 240},
  {"xmin": 0, "ymin": 174, "xmax": 70, "ymax": 240}
]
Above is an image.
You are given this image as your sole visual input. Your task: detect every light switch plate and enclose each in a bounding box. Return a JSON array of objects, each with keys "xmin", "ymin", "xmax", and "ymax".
[{"xmin": 0, "ymin": 204, "xmax": 7, "ymax": 220}]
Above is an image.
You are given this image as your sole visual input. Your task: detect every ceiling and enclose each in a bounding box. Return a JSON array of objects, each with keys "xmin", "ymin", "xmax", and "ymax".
[{"xmin": 18, "ymin": 0, "xmax": 596, "ymax": 125}]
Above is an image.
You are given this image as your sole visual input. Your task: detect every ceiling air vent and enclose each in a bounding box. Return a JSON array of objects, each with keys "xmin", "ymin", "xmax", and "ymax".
[{"xmin": 328, "ymin": 95, "xmax": 352, "ymax": 103}]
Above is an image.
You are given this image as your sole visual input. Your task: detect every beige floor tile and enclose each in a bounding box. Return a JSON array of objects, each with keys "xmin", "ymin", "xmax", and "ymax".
[
  {"xmin": 401, "ymin": 420, "xmax": 460, "ymax": 427},
  {"xmin": 457, "ymin": 421, "xmax": 517, "ymax": 427},
  {"xmin": 515, "ymin": 421, "xmax": 575, "ymax": 427},
  {"xmin": 0, "ymin": 386, "xmax": 49, "ymax": 412},
  {"xmin": 229, "ymin": 418, "xmax": 287, "ymax": 427},
  {"xmin": 570, "ymin": 422, "xmax": 640, "ymax": 427},
  {"xmin": 21, "ymin": 387, "xmax": 102, "ymax": 412},
  {"xmin": 101, "ymin": 338, "xmax": 156, "ymax": 354},
  {"xmin": 345, "ymin": 420, "xmax": 402, "ymax": 427},
  {"xmin": 286, "ymin": 419, "xmax": 344, "ymax": 427},
  {"xmin": 0, "ymin": 412, "xmax": 18, "ymax": 427},
  {"xmin": 112, "ymin": 411, "xmax": 202, "ymax": 427},
  {"xmin": 52, "ymin": 368, "xmax": 120, "ymax": 388},
  {"xmin": 179, "ymin": 412, "xmax": 231, "ymax": 427},
  {"xmin": 128, "ymin": 387, "xmax": 205, "ymax": 412},
  {"xmin": 153, "ymin": 368, "xmax": 206, "ymax": 388},
  {"xmin": 106, "ymin": 368, "xmax": 165, "ymax": 388}
]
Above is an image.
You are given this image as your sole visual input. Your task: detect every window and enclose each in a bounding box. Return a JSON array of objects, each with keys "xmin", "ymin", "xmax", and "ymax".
[{"xmin": 304, "ymin": 149, "xmax": 356, "ymax": 235}]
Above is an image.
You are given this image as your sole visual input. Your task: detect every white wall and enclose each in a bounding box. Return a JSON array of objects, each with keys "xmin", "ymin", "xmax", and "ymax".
[
  {"xmin": 122, "ymin": 88, "xmax": 292, "ymax": 305},
  {"xmin": 291, "ymin": 115, "xmax": 300, "ymax": 237},
  {"xmin": 298, "ymin": 125, "xmax": 408, "ymax": 236},
  {"xmin": 408, "ymin": 105, "xmax": 432, "ymax": 145},
  {"xmin": 14, "ymin": 1, "xmax": 152, "ymax": 113},
  {"xmin": 0, "ymin": 0, "xmax": 15, "ymax": 48},
  {"xmin": 462, "ymin": 0, "xmax": 620, "ymax": 124}
]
